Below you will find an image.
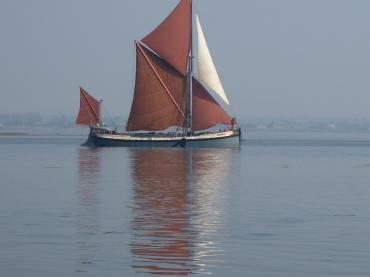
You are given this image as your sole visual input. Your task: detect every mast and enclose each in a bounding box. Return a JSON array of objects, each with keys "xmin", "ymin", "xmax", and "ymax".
[
  {"xmin": 98, "ymin": 99, "xmax": 103, "ymax": 125},
  {"xmin": 187, "ymin": 0, "xmax": 193, "ymax": 133}
]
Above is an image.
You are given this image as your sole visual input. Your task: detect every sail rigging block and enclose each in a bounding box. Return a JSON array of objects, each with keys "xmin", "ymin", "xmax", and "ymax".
[
  {"xmin": 127, "ymin": 44, "xmax": 187, "ymax": 132},
  {"xmin": 196, "ymin": 14, "xmax": 230, "ymax": 105},
  {"xmin": 192, "ymin": 78, "xmax": 232, "ymax": 131},
  {"xmin": 76, "ymin": 87, "xmax": 101, "ymax": 126},
  {"xmin": 142, "ymin": 0, "xmax": 191, "ymax": 76}
]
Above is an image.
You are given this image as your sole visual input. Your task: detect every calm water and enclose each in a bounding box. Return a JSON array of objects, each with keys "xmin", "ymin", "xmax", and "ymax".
[{"xmin": 1, "ymin": 131, "xmax": 370, "ymax": 276}]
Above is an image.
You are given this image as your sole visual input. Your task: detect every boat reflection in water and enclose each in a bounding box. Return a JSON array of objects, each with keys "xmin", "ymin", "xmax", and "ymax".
[
  {"xmin": 75, "ymin": 147, "xmax": 102, "ymax": 272},
  {"xmin": 129, "ymin": 148, "xmax": 233, "ymax": 275}
]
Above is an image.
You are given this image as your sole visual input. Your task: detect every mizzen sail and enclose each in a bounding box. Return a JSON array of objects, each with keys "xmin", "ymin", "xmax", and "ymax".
[
  {"xmin": 76, "ymin": 87, "xmax": 101, "ymax": 126},
  {"xmin": 142, "ymin": 0, "xmax": 192, "ymax": 76},
  {"xmin": 192, "ymin": 78, "xmax": 232, "ymax": 131},
  {"xmin": 196, "ymin": 14, "xmax": 230, "ymax": 105},
  {"xmin": 127, "ymin": 43, "xmax": 187, "ymax": 132}
]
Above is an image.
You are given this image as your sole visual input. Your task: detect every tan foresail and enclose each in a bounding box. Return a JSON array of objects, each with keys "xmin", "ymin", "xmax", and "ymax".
[
  {"xmin": 192, "ymin": 78, "xmax": 232, "ymax": 131},
  {"xmin": 196, "ymin": 14, "xmax": 230, "ymax": 105},
  {"xmin": 127, "ymin": 43, "xmax": 187, "ymax": 132},
  {"xmin": 76, "ymin": 87, "xmax": 101, "ymax": 126},
  {"xmin": 141, "ymin": 0, "xmax": 192, "ymax": 76}
]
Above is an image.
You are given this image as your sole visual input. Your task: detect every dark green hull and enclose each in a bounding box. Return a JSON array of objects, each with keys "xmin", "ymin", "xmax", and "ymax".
[{"xmin": 83, "ymin": 129, "xmax": 241, "ymax": 148}]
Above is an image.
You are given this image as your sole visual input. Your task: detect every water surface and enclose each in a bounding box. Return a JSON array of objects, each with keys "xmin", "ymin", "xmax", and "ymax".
[{"xmin": 1, "ymin": 132, "xmax": 370, "ymax": 276}]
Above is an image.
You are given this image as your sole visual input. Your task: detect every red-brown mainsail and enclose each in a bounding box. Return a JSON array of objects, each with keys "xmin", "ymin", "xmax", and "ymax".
[
  {"xmin": 128, "ymin": 0, "xmax": 232, "ymax": 132},
  {"xmin": 127, "ymin": 43, "xmax": 187, "ymax": 131},
  {"xmin": 192, "ymin": 78, "xmax": 231, "ymax": 131},
  {"xmin": 76, "ymin": 87, "xmax": 101, "ymax": 126},
  {"xmin": 142, "ymin": 0, "xmax": 192, "ymax": 76}
]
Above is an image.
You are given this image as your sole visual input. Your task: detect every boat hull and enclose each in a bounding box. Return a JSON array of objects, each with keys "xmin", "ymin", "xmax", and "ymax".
[{"xmin": 83, "ymin": 129, "xmax": 241, "ymax": 148}]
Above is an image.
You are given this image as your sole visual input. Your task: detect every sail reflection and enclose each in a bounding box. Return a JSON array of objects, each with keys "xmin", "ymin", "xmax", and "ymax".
[
  {"xmin": 129, "ymin": 148, "xmax": 234, "ymax": 275},
  {"xmin": 75, "ymin": 147, "xmax": 102, "ymax": 272}
]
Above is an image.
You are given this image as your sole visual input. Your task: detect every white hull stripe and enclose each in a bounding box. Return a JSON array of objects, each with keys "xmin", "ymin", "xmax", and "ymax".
[{"xmin": 95, "ymin": 131, "xmax": 236, "ymax": 142}]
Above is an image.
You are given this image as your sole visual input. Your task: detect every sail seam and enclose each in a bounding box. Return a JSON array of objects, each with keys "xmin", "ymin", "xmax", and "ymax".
[{"xmin": 136, "ymin": 41, "xmax": 186, "ymax": 120}]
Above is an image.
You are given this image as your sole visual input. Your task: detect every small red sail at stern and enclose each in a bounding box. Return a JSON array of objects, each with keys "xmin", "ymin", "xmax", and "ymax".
[
  {"xmin": 192, "ymin": 78, "xmax": 232, "ymax": 131},
  {"xmin": 76, "ymin": 87, "xmax": 101, "ymax": 126}
]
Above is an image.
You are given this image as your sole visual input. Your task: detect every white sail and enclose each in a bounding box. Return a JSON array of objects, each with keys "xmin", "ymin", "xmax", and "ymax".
[{"xmin": 196, "ymin": 14, "xmax": 230, "ymax": 105}]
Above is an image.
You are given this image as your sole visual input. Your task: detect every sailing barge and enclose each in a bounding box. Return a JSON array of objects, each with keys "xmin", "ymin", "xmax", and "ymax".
[{"xmin": 76, "ymin": 0, "xmax": 241, "ymax": 148}]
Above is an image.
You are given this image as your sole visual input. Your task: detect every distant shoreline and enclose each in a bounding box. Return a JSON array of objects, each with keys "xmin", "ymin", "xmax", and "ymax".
[{"xmin": 0, "ymin": 132, "xmax": 29, "ymax": 136}]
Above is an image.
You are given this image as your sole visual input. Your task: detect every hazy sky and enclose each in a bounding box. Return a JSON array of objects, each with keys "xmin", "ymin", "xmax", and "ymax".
[{"xmin": 1, "ymin": 0, "xmax": 370, "ymax": 120}]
